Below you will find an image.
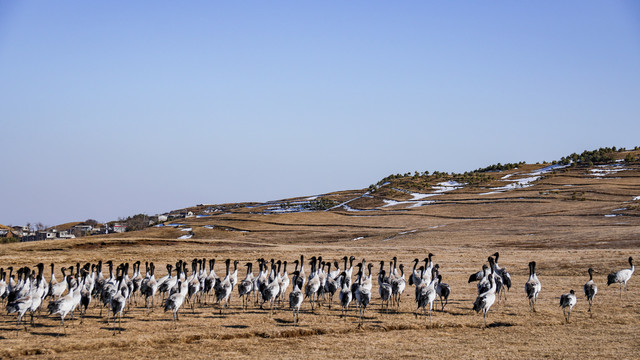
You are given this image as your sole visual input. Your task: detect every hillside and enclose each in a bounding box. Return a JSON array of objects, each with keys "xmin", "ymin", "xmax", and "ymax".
[
  {"xmin": 91, "ymin": 147, "xmax": 640, "ymax": 248},
  {"xmin": 0, "ymin": 147, "xmax": 639, "ymax": 359}
]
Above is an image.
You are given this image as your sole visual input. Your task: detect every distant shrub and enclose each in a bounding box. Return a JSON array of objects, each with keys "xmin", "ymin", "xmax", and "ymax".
[
  {"xmin": 304, "ymin": 198, "xmax": 337, "ymax": 210},
  {"xmin": 1, "ymin": 237, "xmax": 19, "ymax": 244},
  {"xmin": 120, "ymin": 214, "xmax": 150, "ymax": 232},
  {"xmin": 473, "ymin": 161, "xmax": 525, "ymax": 173},
  {"xmin": 559, "ymin": 147, "xmax": 617, "ymax": 167}
]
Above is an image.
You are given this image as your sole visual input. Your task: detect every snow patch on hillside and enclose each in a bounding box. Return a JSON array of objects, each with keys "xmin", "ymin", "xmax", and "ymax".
[
  {"xmin": 383, "ymin": 181, "xmax": 464, "ymax": 209},
  {"xmin": 479, "ymin": 164, "xmax": 567, "ymax": 195},
  {"xmin": 590, "ymin": 164, "xmax": 629, "ymax": 177}
]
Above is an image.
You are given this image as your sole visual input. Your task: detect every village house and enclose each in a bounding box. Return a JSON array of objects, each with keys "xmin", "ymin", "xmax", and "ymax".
[
  {"xmin": 72, "ymin": 224, "xmax": 93, "ymax": 237},
  {"xmin": 111, "ymin": 223, "xmax": 127, "ymax": 233},
  {"xmin": 36, "ymin": 230, "xmax": 57, "ymax": 241},
  {"xmin": 56, "ymin": 230, "xmax": 75, "ymax": 239}
]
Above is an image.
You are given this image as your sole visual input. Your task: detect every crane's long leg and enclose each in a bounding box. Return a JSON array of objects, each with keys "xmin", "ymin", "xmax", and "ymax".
[{"xmin": 483, "ymin": 311, "xmax": 487, "ymax": 329}]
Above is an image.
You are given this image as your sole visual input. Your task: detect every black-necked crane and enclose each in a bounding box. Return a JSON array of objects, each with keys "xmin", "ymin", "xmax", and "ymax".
[
  {"xmin": 391, "ymin": 264, "xmax": 406, "ymax": 311},
  {"xmin": 168, "ymin": 261, "xmax": 186, "ymax": 297},
  {"xmin": 0, "ymin": 268, "xmax": 7, "ymax": 301},
  {"xmin": 12, "ymin": 267, "xmax": 31, "ymax": 303},
  {"xmin": 164, "ymin": 279, "xmax": 187, "ymax": 327},
  {"xmin": 355, "ymin": 266, "xmax": 371, "ymax": 326},
  {"xmin": 100, "ymin": 262, "xmax": 117, "ymax": 317},
  {"xmin": 49, "ymin": 266, "xmax": 67, "ymax": 299},
  {"xmin": 46, "ymin": 263, "xmax": 57, "ymax": 298},
  {"xmin": 344, "ymin": 255, "xmax": 356, "ymax": 287},
  {"xmin": 476, "ymin": 264, "xmax": 490, "ymax": 294},
  {"xmin": 525, "ymin": 261, "xmax": 541, "ymax": 312},
  {"xmin": 296, "ymin": 255, "xmax": 306, "ymax": 291},
  {"xmin": 473, "ymin": 257, "xmax": 497, "ymax": 329},
  {"xmin": 350, "ymin": 262, "xmax": 363, "ymax": 299},
  {"xmin": 416, "ymin": 266, "xmax": 437, "ymax": 324},
  {"xmin": 79, "ymin": 269, "xmax": 92, "ymax": 322},
  {"xmin": 378, "ymin": 269, "xmax": 392, "ymax": 313},
  {"xmin": 338, "ymin": 272, "xmax": 352, "ymax": 318},
  {"xmin": 92, "ymin": 260, "xmax": 105, "ymax": 302},
  {"xmin": 6, "ymin": 267, "xmax": 16, "ymax": 296},
  {"xmin": 254, "ymin": 259, "xmax": 268, "ymax": 305},
  {"xmin": 361, "ymin": 262, "xmax": 374, "ymax": 294},
  {"xmin": 422, "ymin": 253, "xmax": 435, "ymax": 284},
  {"xmin": 229, "ymin": 260, "xmax": 240, "ymax": 304},
  {"xmin": 378, "ymin": 261, "xmax": 389, "ymax": 283},
  {"xmin": 6, "ymin": 275, "xmax": 33, "ymax": 332},
  {"xmin": 278, "ymin": 260, "xmax": 290, "ymax": 306},
  {"xmin": 47, "ymin": 276, "xmax": 76, "ymax": 335},
  {"xmin": 130, "ymin": 261, "xmax": 142, "ymax": 305},
  {"xmin": 214, "ymin": 259, "xmax": 233, "ymax": 313},
  {"xmin": 261, "ymin": 262, "xmax": 281, "ymax": 316},
  {"xmin": 409, "ymin": 258, "xmax": 420, "ymax": 286},
  {"xmin": 329, "ymin": 260, "xmax": 341, "ymax": 280},
  {"xmin": 67, "ymin": 264, "xmax": 77, "ymax": 290},
  {"xmin": 110, "ymin": 266, "xmax": 127, "ymax": 334},
  {"xmin": 607, "ymin": 256, "xmax": 634, "ymax": 298},
  {"xmin": 305, "ymin": 257, "xmax": 321, "ymax": 311},
  {"xmin": 118, "ymin": 263, "xmax": 132, "ymax": 313},
  {"xmin": 140, "ymin": 262, "xmax": 158, "ymax": 310},
  {"xmin": 317, "ymin": 258, "xmax": 328, "ymax": 302},
  {"xmin": 289, "ymin": 270, "xmax": 303, "ymax": 324},
  {"xmin": 187, "ymin": 259, "xmax": 201, "ymax": 311},
  {"xmin": 559, "ymin": 289, "xmax": 577, "ymax": 323},
  {"xmin": 324, "ymin": 262, "xmax": 339, "ymax": 308},
  {"xmin": 391, "ymin": 256, "xmax": 400, "ymax": 279},
  {"xmin": 435, "ymin": 274, "xmax": 450, "ymax": 311},
  {"xmin": 584, "ymin": 267, "xmax": 597, "ymax": 314},
  {"xmin": 238, "ymin": 262, "xmax": 254, "ymax": 311},
  {"xmin": 157, "ymin": 262, "xmax": 177, "ymax": 300},
  {"xmin": 492, "ymin": 252, "xmax": 512, "ymax": 300},
  {"xmin": 28, "ymin": 263, "xmax": 47, "ymax": 325},
  {"xmin": 203, "ymin": 259, "xmax": 217, "ymax": 304}
]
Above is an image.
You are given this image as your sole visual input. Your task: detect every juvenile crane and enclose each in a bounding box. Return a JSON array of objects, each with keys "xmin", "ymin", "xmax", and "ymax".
[{"xmin": 559, "ymin": 289, "xmax": 577, "ymax": 323}]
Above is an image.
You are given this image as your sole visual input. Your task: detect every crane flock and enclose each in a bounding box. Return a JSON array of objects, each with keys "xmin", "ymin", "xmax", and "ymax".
[{"xmin": 0, "ymin": 253, "xmax": 634, "ymax": 334}]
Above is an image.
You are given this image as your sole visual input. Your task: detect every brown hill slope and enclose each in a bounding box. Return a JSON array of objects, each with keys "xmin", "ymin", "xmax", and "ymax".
[{"xmin": 0, "ymin": 160, "xmax": 639, "ymax": 359}]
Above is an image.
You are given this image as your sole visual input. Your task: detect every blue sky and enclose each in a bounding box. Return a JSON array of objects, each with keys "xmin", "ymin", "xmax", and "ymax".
[{"xmin": 1, "ymin": 1, "xmax": 639, "ymax": 226}]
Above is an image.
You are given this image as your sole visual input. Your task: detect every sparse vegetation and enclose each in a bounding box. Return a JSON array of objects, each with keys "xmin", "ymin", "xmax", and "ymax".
[
  {"xmin": 304, "ymin": 198, "xmax": 337, "ymax": 210},
  {"xmin": 119, "ymin": 214, "xmax": 150, "ymax": 232},
  {"xmin": 369, "ymin": 170, "xmax": 495, "ymax": 194},
  {"xmin": 473, "ymin": 161, "xmax": 526, "ymax": 173},
  {"xmin": 369, "ymin": 146, "xmax": 639, "ymax": 195},
  {"xmin": 558, "ymin": 147, "xmax": 619, "ymax": 166},
  {"xmin": 569, "ymin": 192, "xmax": 586, "ymax": 201},
  {"xmin": 0, "ymin": 237, "xmax": 19, "ymax": 244}
]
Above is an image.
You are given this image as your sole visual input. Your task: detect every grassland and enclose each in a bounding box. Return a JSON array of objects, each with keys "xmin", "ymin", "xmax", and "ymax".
[{"xmin": 1, "ymin": 161, "xmax": 640, "ymax": 359}]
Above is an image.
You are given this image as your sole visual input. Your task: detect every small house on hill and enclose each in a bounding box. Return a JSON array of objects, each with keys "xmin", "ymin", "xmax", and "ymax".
[
  {"xmin": 36, "ymin": 230, "xmax": 57, "ymax": 241},
  {"xmin": 0, "ymin": 224, "xmax": 17, "ymax": 238},
  {"xmin": 111, "ymin": 223, "xmax": 127, "ymax": 233}
]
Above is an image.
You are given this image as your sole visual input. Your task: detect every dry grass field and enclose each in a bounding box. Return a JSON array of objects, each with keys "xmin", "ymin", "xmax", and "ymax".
[{"xmin": 2, "ymin": 162, "xmax": 640, "ymax": 359}]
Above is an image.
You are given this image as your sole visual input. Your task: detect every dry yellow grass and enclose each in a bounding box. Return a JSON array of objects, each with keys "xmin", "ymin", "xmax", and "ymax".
[{"xmin": 1, "ymin": 164, "xmax": 639, "ymax": 359}]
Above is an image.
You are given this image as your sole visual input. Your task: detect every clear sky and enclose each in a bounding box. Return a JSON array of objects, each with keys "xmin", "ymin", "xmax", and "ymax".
[{"xmin": 1, "ymin": 1, "xmax": 639, "ymax": 227}]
